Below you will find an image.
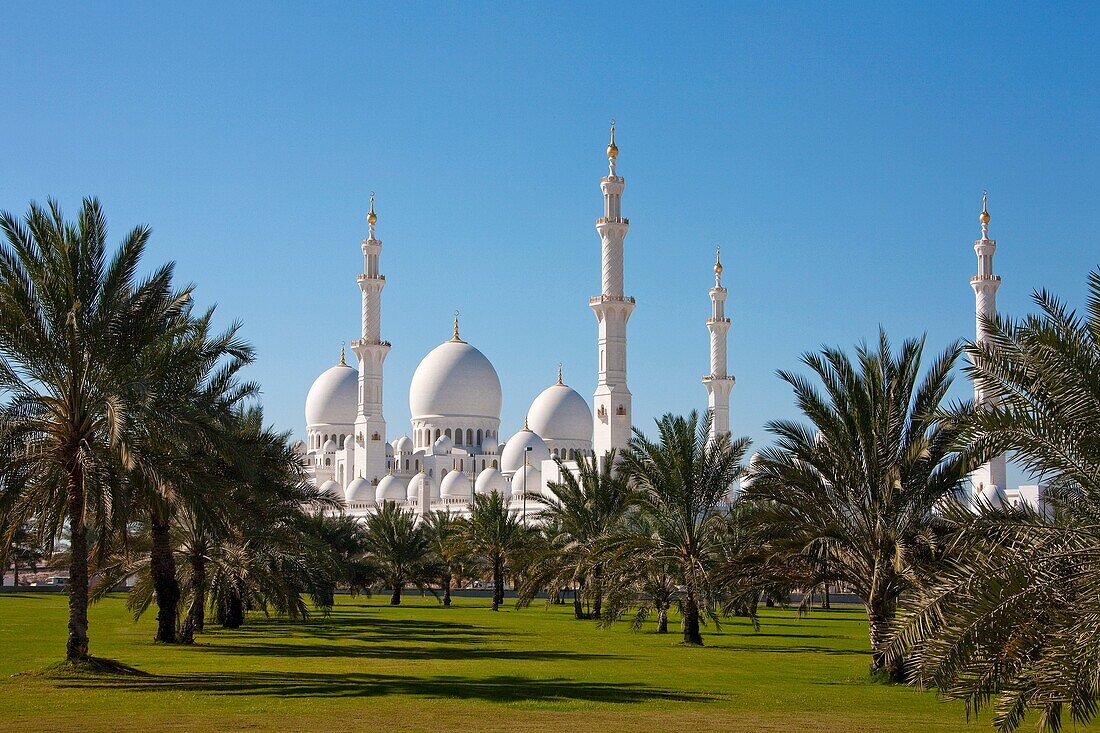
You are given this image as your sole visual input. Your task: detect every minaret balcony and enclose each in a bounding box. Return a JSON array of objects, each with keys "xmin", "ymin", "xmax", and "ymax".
[
  {"xmin": 596, "ymin": 216, "xmax": 629, "ymax": 225},
  {"xmin": 970, "ymin": 275, "xmax": 1001, "ymax": 283},
  {"xmin": 352, "ymin": 339, "xmax": 392, "ymax": 348},
  {"xmin": 706, "ymin": 317, "xmax": 731, "ymax": 325},
  {"xmin": 589, "ymin": 294, "xmax": 636, "ymax": 306},
  {"xmin": 357, "ymin": 274, "xmax": 386, "ymax": 282}
]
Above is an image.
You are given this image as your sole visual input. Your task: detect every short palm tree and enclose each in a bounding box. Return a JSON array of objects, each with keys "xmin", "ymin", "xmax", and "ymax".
[
  {"xmin": 360, "ymin": 501, "xmax": 433, "ymax": 605},
  {"xmin": 613, "ymin": 411, "xmax": 750, "ymax": 645},
  {"xmin": 0, "ymin": 199, "xmax": 190, "ymax": 662},
  {"xmin": 517, "ymin": 451, "xmax": 633, "ymax": 619},
  {"xmin": 465, "ymin": 491, "xmax": 531, "ymax": 610},
  {"xmin": 423, "ymin": 510, "xmax": 468, "ymax": 606},
  {"xmin": 744, "ymin": 331, "xmax": 972, "ymax": 678},
  {"xmin": 890, "ymin": 270, "xmax": 1100, "ymax": 732}
]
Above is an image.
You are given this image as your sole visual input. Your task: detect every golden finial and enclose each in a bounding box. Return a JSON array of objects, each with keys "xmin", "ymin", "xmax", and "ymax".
[
  {"xmin": 979, "ymin": 190, "xmax": 990, "ymax": 225},
  {"xmin": 714, "ymin": 245, "xmax": 723, "ymax": 276},
  {"xmin": 339, "ymin": 342, "xmax": 347, "ymax": 366},
  {"xmin": 450, "ymin": 310, "xmax": 463, "ymax": 342},
  {"xmin": 367, "ymin": 191, "xmax": 377, "ymax": 226},
  {"xmin": 606, "ymin": 118, "xmax": 619, "ymax": 160},
  {"xmin": 557, "ymin": 363, "xmax": 563, "ymax": 385},
  {"xmin": 523, "ymin": 415, "xmax": 531, "ymax": 431}
]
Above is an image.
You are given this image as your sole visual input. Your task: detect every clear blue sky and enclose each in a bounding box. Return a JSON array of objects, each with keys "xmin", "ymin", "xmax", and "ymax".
[{"xmin": 3, "ymin": 3, "xmax": 1097, "ymax": 486}]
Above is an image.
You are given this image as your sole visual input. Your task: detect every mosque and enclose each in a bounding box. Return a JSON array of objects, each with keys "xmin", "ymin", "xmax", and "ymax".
[
  {"xmin": 295, "ymin": 123, "xmax": 734, "ymax": 518},
  {"xmin": 296, "ymin": 125, "xmax": 1040, "ymax": 517}
]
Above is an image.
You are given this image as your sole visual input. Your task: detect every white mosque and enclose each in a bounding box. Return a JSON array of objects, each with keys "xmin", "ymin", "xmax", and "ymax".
[
  {"xmin": 295, "ymin": 124, "xmax": 736, "ymax": 518},
  {"xmin": 296, "ymin": 125, "xmax": 1040, "ymax": 517}
]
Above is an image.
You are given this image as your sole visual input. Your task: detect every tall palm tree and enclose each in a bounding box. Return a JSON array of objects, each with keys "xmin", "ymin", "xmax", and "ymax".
[
  {"xmin": 744, "ymin": 331, "xmax": 972, "ymax": 678},
  {"xmin": 0, "ymin": 199, "xmax": 191, "ymax": 662},
  {"xmin": 613, "ymin": 411, "xmax": 750, "ymax": 645},
  {"xmin": 423, "ymin": 509, "xmax": 467, "ymax": 606},
  {"xmin": 465, "ymin": 491, "xmax": 531, "ymax": 610},
  {"xmin": 890, "ymin": 271, "xmax": 1100, "ymax": 732},
  {"xmin": 517, "ymin": 451, "xmax": 633, "ymax": 619},
  {"xmin": 359, "ymin": 501, "xmax": 433, "ymax": 605}
]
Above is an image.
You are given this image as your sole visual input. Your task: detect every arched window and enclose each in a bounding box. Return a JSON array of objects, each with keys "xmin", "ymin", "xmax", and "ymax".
[
  {"xmin": 466, "ymin": 429, "xmax": 473, "ymax": 446},
  {"xmin": 434, "ymin": 429, "xmax": 440, "ymax": 441},
  {"xmin": 339, "ymin": 434, "xmax": 345, "ymax": 446},
  {"xmin": 325, "ymin": 458, "xmax": 331, "ymax": 466},
  {"xmin": 415, "ymin": 459, "xmax": 419, "ymax": 471},
  {"xmin": 440, "ymin": 469, "xmax": 446, "ymax": 478},
  {"xmin": 477, "ymin": 429, "xmax": 483, "ymax": 446},
  {"xmin": 445, "ymin": 428, "xmax": 452, "ymax": 439},
  {"xmin": 404, "ymin": 459, "xmax": 409, "ymax": 471},
  {"xmin": 492, "ymin": 460, "xmax": 498, "ymax": 469},
  {"xmin": 481, "ymin": 460, "xmax": 486, "ymax": 470},
  {"xmin": 455, "ymin": 429, "xmax": 463, "ymax": 446}
]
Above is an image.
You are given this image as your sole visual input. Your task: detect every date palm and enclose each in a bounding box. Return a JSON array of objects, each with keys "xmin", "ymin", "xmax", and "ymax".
[
  {"xmin": 517, "ymin": 451, "xmax": 633, "ymax": 619},
  {"xmin": 423, "ymin": 509, "xmax": 467, "ymax": 606},
  {"xmin": 465, "ymin": 491, "xmax": 532, "ymax": 610},
  {"xmin": 360, "ymin": 501, "xmax": 434, "ymax": 605},
  {"xmin": 613, "ymin": 411, "xmax": 750, "ymax": 645},
  {"xmin": 890, "ymin": 271, "xmax": 1100, "ymax": 732},
  {"xmin": 744, "ymin": 331, "xmax": 972, "ymax": 678},
  {"xmin": 0, "ymin": 199, "xmax": 190, "ymax": 662}
]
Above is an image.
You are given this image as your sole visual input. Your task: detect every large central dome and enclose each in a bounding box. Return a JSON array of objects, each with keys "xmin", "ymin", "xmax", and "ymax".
[{"xmin": 409, "ymin": 339, "xmax": 502, "ymax": 422}]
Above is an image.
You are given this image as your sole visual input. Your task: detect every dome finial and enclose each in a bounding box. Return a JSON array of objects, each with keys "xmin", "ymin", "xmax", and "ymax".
[
  {"xmin": 557, "ymin": 362, "xmax": 564, "ymax": 385},
  {"xmin": 607, "ymin": 118, "xmax": 619, "ymax": 160},
  {"xmin": 339, "ymin": 341, "xmax": 347, "ymax": 366},
  {"xmin": 450, "ymin": 309, "xmax": 464, "ymax": 343},
  {"xmin": 367, "ymin": 191, "xmax": 377, "ymax": 236},
  {"xmin": 714, "ymin": 245, "xmax": 723, "ymax": 285},
  {"xmin": 979, "ymin": 190, "xmax": 991, "ymax": 239},
  {"xmin": 523, "ymin": 414, "xmax": 531, "ymax": 432}
]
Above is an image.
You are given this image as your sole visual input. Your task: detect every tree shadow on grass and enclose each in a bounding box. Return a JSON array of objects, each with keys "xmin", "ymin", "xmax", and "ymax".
[
  {"xmin": 192, "ymin": 641, "xmax": 617, "ymax": 663},
  {"xmin": 220, "ymin": 614, "xmax": 508, "ymax": 645},
  {"xmin": 717, "ymin": 643, "xmax": 866, "ymax": 657},
  {"xmin": 54, "ymin": 671, "xmax": 717, "ymax": 704}
]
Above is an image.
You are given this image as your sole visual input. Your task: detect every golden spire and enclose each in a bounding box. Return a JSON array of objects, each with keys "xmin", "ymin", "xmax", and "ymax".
[
  {"xmin": 980, "ymin": 190, "xmax": 991, "ymax": 239},
  {"xmin": 339, "ymin": 342, "xmax": 347, "ymax": 366},
  {"xmin": 557, "ymin": 362, "xmax": 564, "ymax": 385},
  {"xmin": 367, "ymin": 191, "xmax": 377, "ymax": 226},
  {"xmin": 450, "ymin": 310, "xmax": 464, "ymax": 342},
  {"xmin": 606, "ymin": 118, "xmax": 619, "ymax": 160},
  {"xmin": 523, "ymin": 415, "xmax": 531, "ymax": 431}
]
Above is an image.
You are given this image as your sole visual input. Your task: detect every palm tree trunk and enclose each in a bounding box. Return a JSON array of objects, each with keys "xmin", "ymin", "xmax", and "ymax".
[
  {"xmin": 866, "ymin": 595, "xmax": 902, "ymax": 680},
  {"xmin": 573, "ymin": 587, "xmax": 583, "ymax": 619},
  {"xmin": 592, "ymin": 566, "xmax": 602, "ymax": 620},
  {"xmin": 443, "ymin": 573, "xmax": 451, "ymax": 607},
  {"xmin": 657, "ymin": 604, "xmax": 669, "ymax": 633},
  {"xmin": 179, "ymin": 552, "xmax": 207, "ymax": 643},
  {"xmin": 390, "ymin": 582, "xmax": 402, "ymax": 605},
  {"xmin": 151, "ymin": 514, "xmax": 180, "ymax": 643},
  {"xmin": 222, "ymin": 577, "xmax": 245, "ymax": 628},
  {"xmin": 12, "ymin": 558, "xmax": 17, "ymax": 588},
  {"xmin": 491, "ymin": 557, "xmax": 504, "ymax": 611},
  {"xmin": 822, "ymin": 582, "xmax": 831, "ymax": 609},
  {"xmin": 66, "ymin": 467, "xmax": 90, "ymax": 661},
  {"xmin": 682, "ymin": 592, "xmax": 703, "ymax": 646}
]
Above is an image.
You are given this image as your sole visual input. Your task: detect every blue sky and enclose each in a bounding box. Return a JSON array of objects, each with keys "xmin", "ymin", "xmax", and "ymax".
[{"xmin": 2, "ymin": 3, "xmax": 1097, "ymax": 485}]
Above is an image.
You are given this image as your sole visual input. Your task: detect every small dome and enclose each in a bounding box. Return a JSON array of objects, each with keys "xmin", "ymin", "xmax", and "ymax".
[
  {"xmin": 305, "ymin": 363, "xmax": 358, "ymax": 427},
  {"xmin": 978, "ymin": 483, "xmax": 1005, "ymax": 509},
  {"xmin": 409, "ymin": 339, "xmax": 502, "ymax": 423},
  {"xmin": 432, "ymin": 435, "xmax": 453, "ymax": 455},
  {"xmin": 344, "ymin": 435, "xmax": 355, "ymax": 452},
  {"xmin": 385, "ymin": 441, "xmax": 394, "ymax": 457},
  {"xmin": 406, "ymin": 472, "xmax": 439, "ymax": 502},
  {"xmin": 510, "ymin": 464, "xmax": 543, "ymax": 500},
  {"xmin": 376, "ymin": 474, "xmax": 406, "ymax": 502},
  {"xmin": 501, "ymin": 428, "xmax": 551, "ymax": 474},
  {"xmin": 528, "ymin": 383, "xmax": 593, "ymax": 443},
  {"xmin": 474, "ymin": 467, "xmax": 508, "ymax": 496},
  {"xmin": 345, "ymin": 476, "xmax": 374, "ymax": 503},
  {"xmin": 319, "ymin": 480, "xmax": 343, "ymax": 500},
  {"xmin": 322, "ymin": 439, "xmax": 338, "ymax": 452},
  {"xmin": 393, "ymin": 435, "xmax": 414, "ymax": 453},
  {"xmin": 440, "ymin": 471, "xmax": 473, "ymax": 499},
  {"xmin": 481, "ymin": 434, "xmax": 498, "ymax": 454}
]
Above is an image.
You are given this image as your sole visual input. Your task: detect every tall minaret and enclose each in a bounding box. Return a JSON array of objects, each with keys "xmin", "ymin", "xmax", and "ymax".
[
  {"xmin": 702, "ymin": 247, "xmax": 735, "ymax": 441},
  {"xmin": 591, "ymin": 120, "xmax": 635, "ymax": 461},
  {"xmin": 970, "ymin": 192, "xmax": 1007, "ymax": 493},
  {"xmin": 352, "ymin": 193, "xmax": 391, "ymax": 489}
]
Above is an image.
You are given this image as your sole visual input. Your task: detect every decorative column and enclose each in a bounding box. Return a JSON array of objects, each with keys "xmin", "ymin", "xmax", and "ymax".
[
  {"xmin": 352, "ymin": 193, "xmax": 391, "ymax": 489},
  {"xmin": 970, "ymin": 192, "xmax": 1007, "ymax": 493},
  {"xmin": 702, "ymin": 247, "xmax": 735, "ymax": 441},
  {"xmin": 590, "ymin": 121, "xmax": 635, "ymax": 462}
]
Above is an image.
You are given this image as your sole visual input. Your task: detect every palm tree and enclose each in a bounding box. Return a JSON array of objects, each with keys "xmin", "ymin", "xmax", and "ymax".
[
  {"xmin": 517, "ymin": 451, "xmax": 633, "ymax": 619},
  {"xmin": 6, "ymin": 521, "xmax": 45, "ymax": 587},
  {"xmin": 359, "ymin": 501, "xmax": 433, "ymax": 605},
  {"xmin": 890, "ymin": 271, "xmax": 1100, "ymax": 732},
  {"xmin": 465, "ymin": 491, "xmax": 531, "ymax": 610},
  {"xmin": 0, "ymin": 199, "xmax": 191, "ymax": 662},
  {"xmin": 423, "ymin": 509, "xmax": 467, "ymax": 606},
  {"xmin": 743, "ymin": 331, "xmax": 972, "ymax": 678},
  {"xmin": 613, "ymin": 411, "xmax": 750, "ymax": 645}
]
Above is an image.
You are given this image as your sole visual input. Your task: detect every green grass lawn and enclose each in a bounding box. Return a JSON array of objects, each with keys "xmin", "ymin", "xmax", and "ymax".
[{"xmin": 0, "ymin": 592, "xmax": 1038, "ymax": 732}]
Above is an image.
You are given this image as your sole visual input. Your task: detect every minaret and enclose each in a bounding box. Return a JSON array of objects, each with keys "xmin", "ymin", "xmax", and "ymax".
[
  {"xmin": 702, "ymin": 247, "xmax": 735, "ymax": 441},
  {"xmin": 970, "ymin": 192, "xmax": 1007, "ymax": 493},
  {"xmin": 590, "ymin": 120, "xmax": 635, "ymax": 462},
  {"xmin": 352, "ymin": 193, "xmax": 391, "ymax": 489}
]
